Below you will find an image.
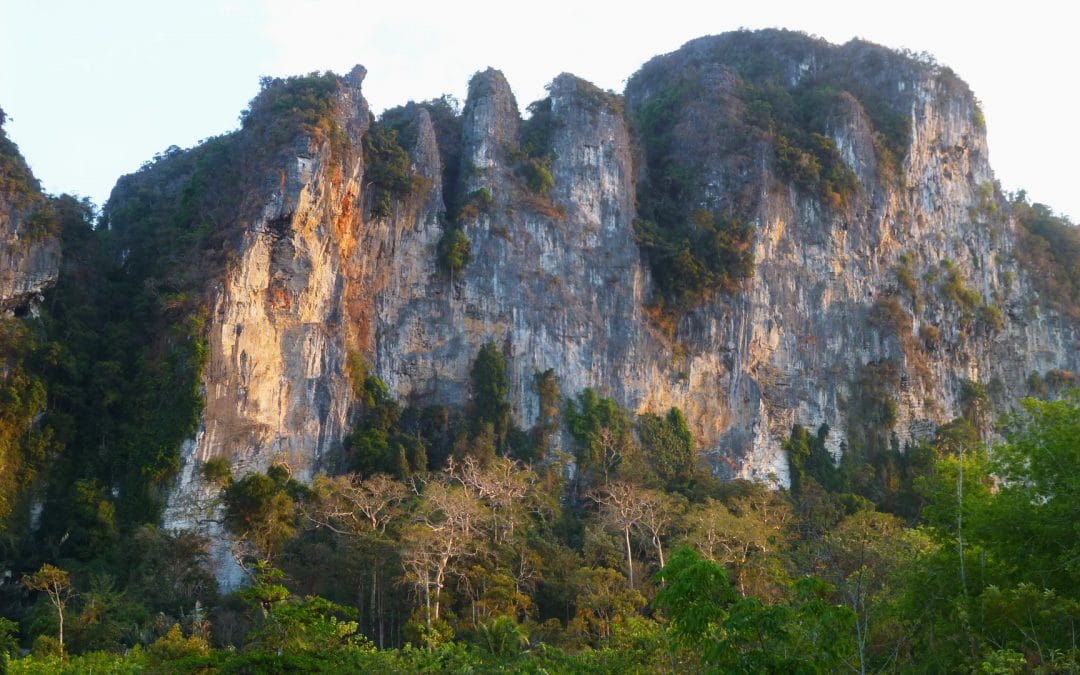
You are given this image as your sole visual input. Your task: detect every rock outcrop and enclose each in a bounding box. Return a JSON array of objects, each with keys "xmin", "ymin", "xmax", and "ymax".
[
  {"xmin": 0, "ymin": 110, "xmax": 60, "ymax": 313},
  {"xmin": 144, "ymin": 29, "xmax": 1077, "ymax": 556}
]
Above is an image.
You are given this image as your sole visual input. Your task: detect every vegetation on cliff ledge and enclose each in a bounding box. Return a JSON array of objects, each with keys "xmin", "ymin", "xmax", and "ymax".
[{"xmin": 0, "ymin": 107, "xmax": 43, "ymax": 207}]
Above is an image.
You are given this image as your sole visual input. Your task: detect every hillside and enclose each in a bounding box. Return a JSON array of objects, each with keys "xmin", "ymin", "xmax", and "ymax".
[{"xmin": 2, "ymin": 30, "xmax": 1080, "ymax": 672}]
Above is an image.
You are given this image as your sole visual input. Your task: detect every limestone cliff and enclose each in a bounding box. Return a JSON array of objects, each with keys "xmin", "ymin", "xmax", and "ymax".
[
  {"xmin": 146, "ymin": 28, "xmax": 1077, "ymax": 544},
  {"xmin": 0, "ymin": 108, "xmax": 60, "ymax": 312},
  {"xmin": 618, "ymin": 32, "xmax": 1079, "ymax": 480}
]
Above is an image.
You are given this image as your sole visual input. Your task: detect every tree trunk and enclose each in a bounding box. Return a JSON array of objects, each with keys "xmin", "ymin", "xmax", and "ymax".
[
  {"xmin": 958, "ymin": 446, "xmax": 967, "ymax": 596},
  {"xmin": 624, "ymin": 526, "xmax": 635, "ymax": 589},
  {"xmin": 56, "ymin": 600, "xmax": 64, "ymax": 654},
  {"xmin": 423, "ymin": 571, "xmax": 432, "ymax": 630},
  {"xmin": 371, "ymin": 569, "xmax": 380, "ymax": 648}
]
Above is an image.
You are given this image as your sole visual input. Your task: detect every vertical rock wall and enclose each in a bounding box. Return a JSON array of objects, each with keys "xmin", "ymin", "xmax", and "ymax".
[{"xmin": 157, "ymin": 32, "xmax": 1078, "ymax": 559}]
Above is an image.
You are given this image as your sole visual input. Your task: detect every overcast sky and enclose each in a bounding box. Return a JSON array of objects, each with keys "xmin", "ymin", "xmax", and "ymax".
[{"xmin": 1, "ymin": 1, "xmax": 1076, "ymax": 220}]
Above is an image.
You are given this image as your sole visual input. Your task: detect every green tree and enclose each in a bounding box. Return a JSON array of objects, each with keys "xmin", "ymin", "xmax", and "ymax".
[
  {"xmin": 681, "ymin": 483, "xmax": 793, "ymax": 599},
  {"xmin": 144, "ymin": 623, "xmax": 212, "ymax": 674},
  {"xmin": 345, "ymin": 366, "xmax": 426, "ymax": 478},
  {"xmin": 437, "ymin": 227, "xmax": 471, "ymax": 274},
  {"xmin": 566, "ymin": 566, "xmax": 646, "ymax": 645},
  {"xmin": 656, "ymin": 546, "xmax": 855, "ymax": 672},
  {"xmin": 222, "ymin": 466, "xmax": 306, "ymax": 563},
  {"xmin": 236, "ymin": 564, "xmax": 363, "ymax": 657},
  {"xmin": 21, "ymin": 564, "xmax": 72, "ymax": 654},
  {"xmin": 362, "ymin": 121, "xmax": 412, "ymax": 219},
  {"xmin": 784, "ymin": 423, "xmax": 839, "ymax": 494},
  {"xmin": 637, "ymin": 407, "xmax": 694, "ymax": 488},
  {"xmin": 470, "ymin": 343, "xmax": 511, "ymax": 453},
  {"xmin": 529, "ymin": 369, "xmax": 560, "ymax": 461},
  {"xmin": 119, "ymin": 525, "xmax": 219, "ymax": 620},
  {"xmin": 476, "ymin": 616, "xmax": 528, "ymax": 659},
  {"xmin": 0, "ymin": 616, "xmax": 18, "ymax": 659},
  {"xmin": 566, "ymin": 389, "xmax": 636, "ymax": 487},
  {"xmin": 979, "ymin": 392, "xmax": 1080, "ymax": 595},
  {"xmin": 400, "ymin": 482, "xmax": 482, "ymax": 632},
  {"xmin": 808, "ymin": 510, "xmax": 922, "ymax": 674}
]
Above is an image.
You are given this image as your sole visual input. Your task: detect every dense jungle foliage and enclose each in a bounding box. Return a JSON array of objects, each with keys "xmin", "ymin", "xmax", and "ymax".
[{"xmin": 4, "ymin": 321, "xmax": 1080, "ymax": 672}]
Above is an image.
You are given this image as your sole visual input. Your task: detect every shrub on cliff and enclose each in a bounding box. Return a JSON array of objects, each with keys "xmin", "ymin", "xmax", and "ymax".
[
  {"xmin": 437, "ymin": 227, "xmax": 471, "ymax": 274},
  {"xmin": 362, "ymin": 121, "xmax": 413, "ymax": 219},
  {"xmin": 1012, "ymin": 196, "xmax": 1080, "ymax": 319},
  {"xmin": 0, "ymin": 106, "xmax": 43, "ymax": 206},
  {"xmin": 241, "ymin": 73, "xmax": 343, "ymax": 158}
]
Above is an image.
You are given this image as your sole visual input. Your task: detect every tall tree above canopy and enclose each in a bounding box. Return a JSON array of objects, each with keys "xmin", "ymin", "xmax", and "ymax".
[{"xmin": 470, "ymin": 343, "xmax": 511, "ymax": 453}]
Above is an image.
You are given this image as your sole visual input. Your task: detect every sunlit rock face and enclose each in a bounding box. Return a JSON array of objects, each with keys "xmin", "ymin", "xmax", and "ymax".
[
  {"xmin": 0, "ymin": 118, "xmax": 60, "ymax": 313},
  {"xmin": 154, "ymin": 30, "xmax": 1075, "ymax": 575},
  {"xmin": 617, "ymin": 32, "xmax": 1077, "ymax": 480}
]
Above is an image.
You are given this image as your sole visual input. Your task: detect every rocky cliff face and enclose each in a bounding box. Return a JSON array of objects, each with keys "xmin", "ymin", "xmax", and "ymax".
[
  {"xmin": 619, "ymin": 33, "xmax": 1079, "ymax": 480},
  {"xmin": 377, "ymin": 71, "xmax": 662, "ymax": 429},
  {"xmin": 0, "ymin": 111, "xmax": 60, "ymax": 313},
  {"xmin": 151, "ymin": 28, "xmax": 1077, "ymax": 540}
]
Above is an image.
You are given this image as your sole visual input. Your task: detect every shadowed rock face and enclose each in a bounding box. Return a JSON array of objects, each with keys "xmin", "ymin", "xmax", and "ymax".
[
  {"xmin": 0, "ymin": 227, "xmax": 59, "ymax": 313},
  {"xmin": 150, "ymin": 30, "xmax": 1075, "ymax": 572}
]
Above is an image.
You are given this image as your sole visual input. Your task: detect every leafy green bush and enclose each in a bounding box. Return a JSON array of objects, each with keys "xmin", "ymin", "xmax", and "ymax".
[
  {"xmin": 518, "ymin": 97, "xmax": 556, "ymax": 159},
  {"xmin": 893, "ymin": 252, "xmax": 919, "ymax": 301},
  {"xmin": 637, "ymin": 407, "xmax": 694, "ymax": 488},
  {"xmin": 199, "ymin": 457, "xmax": 231, "ymax": 485},
  {"xmin": 972, "ymin": 102, "xmax": 986, "ymax": 130},
  {"xmin": 456, "ymin": 186, "xmax": 493, "ymax": 222},
  {"xmin": 437, "ymin": 227, "xmax": 471, "ymax": 274},
  {"xmin": 784, "ymin": 423, "xmax": 839, "ymax": 494},
  {"xmin": 517, "ymin": 157, "xmax": 554, "ymax": 196},
  {"xmin": 842, "ymin": 359, "xmax": 901, "ymax": 503},
  {"xmin": 566, "ymin": 388, "xmax": 636, "ymax": 485},
  {"xmin": 19, "ymin": 201, "xmax": 60, "ymax": 242},
  {"xmin": 978, "ymin": 303, "xmax": 1003, "ymax": 332},
  {"xmin": 346, "ymin": 369, "xmax": 426, "ymax": 478},
  {"xmin": 470, "ymin": 342, "xmax": 511, "ymax": 451}
]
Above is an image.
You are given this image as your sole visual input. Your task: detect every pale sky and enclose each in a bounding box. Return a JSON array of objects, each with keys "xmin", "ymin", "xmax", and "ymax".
[{"xmin": 1, "ymin": 1, "xmax": 1076, "ymax": 221}]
